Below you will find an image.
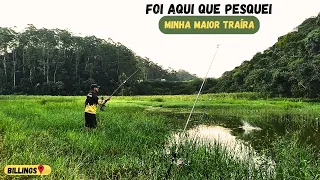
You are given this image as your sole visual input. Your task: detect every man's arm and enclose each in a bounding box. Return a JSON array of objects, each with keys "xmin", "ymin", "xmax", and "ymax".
[{"xmin": 93, "ymin": 94, "xmax": 100, "ymax": 105}]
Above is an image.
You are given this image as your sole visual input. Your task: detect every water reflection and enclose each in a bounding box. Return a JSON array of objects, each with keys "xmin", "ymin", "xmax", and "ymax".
[
  {"xmin": 150, "ymin": 108, "xmax": 320, "ymax": 160},
  {"xmin": 166, "ymin": 123, "xmax": 275, "ymax": 174},
  {"xmin": 234, "ymin": 115, "xmax": 320, "ymax": 154}
]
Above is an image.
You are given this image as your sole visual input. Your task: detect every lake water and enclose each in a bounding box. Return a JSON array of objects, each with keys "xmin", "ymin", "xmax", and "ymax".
[{"xmin": 165, "ymin": 122, "xmax": 275, "ymax": 174}]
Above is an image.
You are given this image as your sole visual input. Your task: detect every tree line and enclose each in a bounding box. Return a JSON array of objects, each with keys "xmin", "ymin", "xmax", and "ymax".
[
  {"xmin": 1, "ymin": 12, "xmax": 319, "ymax": 98},
  {"xmin": 0, "ymin": 25, "xmax": 198, "ymax": 95},
  {"xmin": 208, "ymin": 13, "xmax": 320, "ymax": 98}
]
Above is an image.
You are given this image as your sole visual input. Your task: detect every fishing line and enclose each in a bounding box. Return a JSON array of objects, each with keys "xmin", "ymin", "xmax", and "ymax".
[
  {"xmin": 183, "ymin": 97, "xmax": 212, "ymax": 167},
  {"xmin": 164, "ymin": 44, "xmax": 220, "ymax": 179}
]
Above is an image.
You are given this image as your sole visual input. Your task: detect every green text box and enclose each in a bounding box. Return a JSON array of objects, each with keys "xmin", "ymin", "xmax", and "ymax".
[{"xmin": 159, "ymin": 16, "xmax": 260, "ymax": 34}]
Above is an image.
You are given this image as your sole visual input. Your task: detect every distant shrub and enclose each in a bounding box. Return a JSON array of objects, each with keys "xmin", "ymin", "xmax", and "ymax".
[
  {"xmin": 150, "ymin": 98, "xmax": 165, "ymax": 102},
  {"xmin": 40, "ymin": 99, "xmax": 47, "ymax": 105}
]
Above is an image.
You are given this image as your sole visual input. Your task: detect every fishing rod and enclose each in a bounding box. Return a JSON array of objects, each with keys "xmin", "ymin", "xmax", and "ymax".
[
  {"xmin": 110, "ymin": 69, "xmax": 140, "ymax": 97},
  {"xmin": 164, "ymin": 44, "xmax": 220, "ymax": 179},
  {"xmin": 100, "ymin": 69, "xmax": 139, "ymax": 111}
]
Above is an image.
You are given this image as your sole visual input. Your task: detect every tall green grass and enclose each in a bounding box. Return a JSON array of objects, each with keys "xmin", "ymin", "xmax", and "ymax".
[{"xmin": 0, "ymin": 93, "xmax": 319, "ymax": 179}]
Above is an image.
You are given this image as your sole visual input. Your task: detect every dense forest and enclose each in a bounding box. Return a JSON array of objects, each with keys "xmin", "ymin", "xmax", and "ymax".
[
  {"xmin": 210, "ymin": 13, "xmax": 320, "ymax": 98},
  {"xmin": 0, "ymin": 25, "xmax": 199, "ymax": 95},
  {"xmin": 0, "ymin": 12, "xmax": 319, "ymax": 97}
]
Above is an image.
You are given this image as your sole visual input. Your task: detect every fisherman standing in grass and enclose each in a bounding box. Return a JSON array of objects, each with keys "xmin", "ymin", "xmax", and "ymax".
[{"xmin": 84, "ymin": 84, "xmax": 111, "ymax": 130}]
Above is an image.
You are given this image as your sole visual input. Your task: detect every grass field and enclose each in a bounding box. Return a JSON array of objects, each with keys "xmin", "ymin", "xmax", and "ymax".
[{"xmin": 1, "ymin": 93, "xmax": 320, "ymax": 179}]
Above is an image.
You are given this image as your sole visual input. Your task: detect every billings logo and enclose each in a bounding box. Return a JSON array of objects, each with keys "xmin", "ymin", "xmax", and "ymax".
[{"xmin": 4, "ymin": 164, "xmax": 51, "ymax": 175}]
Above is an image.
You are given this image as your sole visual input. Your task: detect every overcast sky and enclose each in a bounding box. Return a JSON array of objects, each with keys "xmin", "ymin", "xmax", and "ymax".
[{"xmin": 0, "ymin": 0, "xmax": 319, "ymax": 78}]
